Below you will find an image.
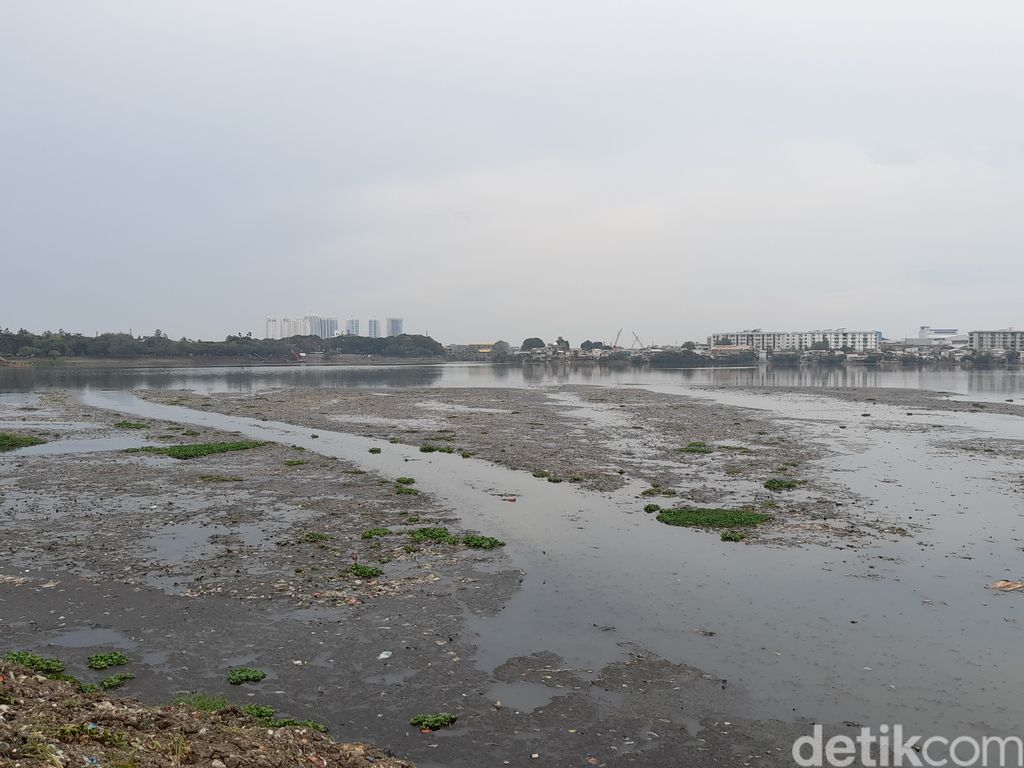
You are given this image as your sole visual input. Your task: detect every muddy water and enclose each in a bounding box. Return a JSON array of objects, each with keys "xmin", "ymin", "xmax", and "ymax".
[{"xmin": 76, "ymin": 387, "xmax": 1024, "ymax": 737}]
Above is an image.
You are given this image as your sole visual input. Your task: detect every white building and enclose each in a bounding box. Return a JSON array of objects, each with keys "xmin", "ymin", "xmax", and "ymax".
[
  {"xmin": 709, "ymin": 328, "xmax": 882, "ymax": 352},
  {"xmin": 905, "ymin": 326, "xmax": 967, "ymax": 347},
  {"xmin": 969, "ymin": 329, "xmax": 1024, "ymax": 351},
  {"xmin": 367, "ymin": 318, "xmax": 381, "ymax": 339},
  {"xmin": 345, "ymin": 318, "xmax": 360, "ymax": 336},
  {"xmin": 265, "ymin": 314, "xmax": 338, "ymax": 339},
  {"xmin": 385, "ymin": 317, "xmax": 403, "ymax": 337},
  {"xmin": 265, "ymin": 317, "xmax": 280, "ymax": 339}
]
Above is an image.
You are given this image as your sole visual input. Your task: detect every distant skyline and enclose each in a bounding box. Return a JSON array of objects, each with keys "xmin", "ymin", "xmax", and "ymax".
[{"xmin": 3, "ymin": 3, "xmax": 1022, "ymax": 343}]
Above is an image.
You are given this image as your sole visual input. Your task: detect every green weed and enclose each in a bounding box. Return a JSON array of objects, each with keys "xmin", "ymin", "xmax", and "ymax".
[
  {"xmin": 0, "ymin": 433, "xmax": 46, "ymax": 452},
  {"xmin": 409, "ymin": 526, "xmax": 460, "ymax": 545},
  {"xmin": 410, "ymin": 712, "xmax": 458, "ymax": 731},
  {"xmin": 681, "ymin": 441, "xmax": 713, "ymax": 453},
  {"xmin": 764, "ymin": 478, "xmax": 804, "ymax": 491},
  {"xmin": 463, "ymin": 535, "xmax": 505, "ymax": 550},
  {"xmin": 346, "ymin": 563, "xmax": 383, "ymax": 579},
  {"xmin": 720, "ymin": 530, "xmax": 747, "ymax": 542},
  {"xmin": 643, "ymin": 503, "xmax": 660, "ymax": 513},
  {"xmin": 172, "ymin": 692, "xmax": 228, "ymax": 711},
  {"xmin": 657, "ymin": 508, "xmax": 772, "ymax": 529},
  {"xmin": 100, "ymin": 672, "xmax": 135, "ymax": 689},
  {"xmin": 284, "ymin": 459, "xmax": 308, "ymax": 466},
  {"xmin": 88, "ymin": 651, "xmax": 128, "ymax": 670},
  {"xmin": 361, "ymin": 527, "xmax": 392, "ymax": 539},
  {"xmin": 3, "ymin": 650, "xmax": 64, "ymax": 674},
  {"xmin": 395, "ymin": 477, "xmax": 416, "ymax": 485},
  {"xmin": 113, "ymin": 421, "xmax": 147, "ymax": 430},
  {"xmin": 227, "ymin": 667, "xmax": 266, "ymax": 685},
  {"xmin": 368, "ymin": 447, "xmax": 382, "ymax": 454},
  {"xmin": 126, "ymin": 441, "xmax": 265, "ymax": 460}
]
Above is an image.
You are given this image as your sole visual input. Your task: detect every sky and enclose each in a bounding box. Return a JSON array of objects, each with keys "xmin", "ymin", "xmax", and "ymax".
[{"xmin": 2, "ymin": 1, "xmax": 1022, "ymax": 345}]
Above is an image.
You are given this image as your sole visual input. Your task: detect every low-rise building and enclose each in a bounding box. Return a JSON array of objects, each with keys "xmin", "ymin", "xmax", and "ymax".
[
  {"xmin": 969, "ymin": 329, "xmax": 1024, "ymax": 351},
  {"xmin": 709, "ymin": 328, "xmax": 882, "ymax": 352}
]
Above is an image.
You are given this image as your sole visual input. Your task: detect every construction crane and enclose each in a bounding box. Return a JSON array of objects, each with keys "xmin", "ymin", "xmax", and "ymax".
[
  {"xmin": 632, "ymin": 331, "xmax": 645, "ymax": 349},
  {"xmin": 612, "ymin": 329, "xmax": 623, "ymax": 349}
]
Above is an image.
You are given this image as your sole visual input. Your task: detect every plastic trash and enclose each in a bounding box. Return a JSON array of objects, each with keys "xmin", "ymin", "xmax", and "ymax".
[
  {"xmin": 990, "ymin": 580, "xmax": 1024, "ymax": 592},
  {"xmin": 377, "ymin": 651, "xmax": 392, "ymax": 660}
]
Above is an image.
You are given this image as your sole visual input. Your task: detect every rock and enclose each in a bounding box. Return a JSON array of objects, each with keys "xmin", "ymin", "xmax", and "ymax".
[{"xmin": 212, "ymin": 760, "xmax": 227, "ymax": 768}]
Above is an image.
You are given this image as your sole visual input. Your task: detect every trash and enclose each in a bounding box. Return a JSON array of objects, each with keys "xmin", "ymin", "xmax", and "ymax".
[
  {"xmin": 377, "ymin": 651, "xmax": 392, "ymax": 660},
  {"xmin": 990, "ymin": 580, "xmax": 1024, "ymax": 592},
  {"xmin": 503, "ymin": 496, "xmax": 517, "ymax": 503}
]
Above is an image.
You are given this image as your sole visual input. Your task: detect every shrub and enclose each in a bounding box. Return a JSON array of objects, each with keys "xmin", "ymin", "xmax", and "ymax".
[
  {"xmin": 410, "ymin": 712, "xmax": 458, "ymax": 731},
  {"xmin": 227, "ymin": 667, "xmax": 267, "ymax": 685},
  {"xmin": 656, "ymin": 508, "xmax": 772, "ymax": 529}
]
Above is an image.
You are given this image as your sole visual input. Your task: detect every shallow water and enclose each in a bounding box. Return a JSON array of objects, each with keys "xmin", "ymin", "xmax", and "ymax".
[{"xmin": 62, "ymin": 386, "xmax": 1024, "ymax": 737}]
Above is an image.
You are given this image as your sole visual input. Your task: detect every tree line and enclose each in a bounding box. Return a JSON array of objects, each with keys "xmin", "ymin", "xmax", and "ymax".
[{"xmin": 0, "ymin": 328, "xmax": 443, "ymax": 360}]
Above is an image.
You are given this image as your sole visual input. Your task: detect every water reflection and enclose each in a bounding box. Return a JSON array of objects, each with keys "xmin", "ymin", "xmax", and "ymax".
[{"xmin": 0, "ymin": 362, "xmax": 1020, "ymax": 398}]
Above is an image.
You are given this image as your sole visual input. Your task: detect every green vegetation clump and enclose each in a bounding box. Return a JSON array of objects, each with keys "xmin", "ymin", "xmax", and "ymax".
[
  {"xmin": 409, "ymin": 526, "xmax": 460, "ymax": 545},
  {"xmin": 395, "ymin": 477, "xmax": 416, "ymax": 485},
  {"xmin": 720, "ymin": 530, "xmax": 747, "ymax": 542},
  {"xmin": 3, "ymin": 650, "xmax": 65, "ymax": 674},
  {"xmin": 546, "ymin": 476, "xmax": 564, "ymax": 483},
  {"xmin": 459, "ymin": 449, "xmax": 475, "ymax": 458},
  {"xmin": 99, "ymin": 671, "xmax": 135, "ymax": 690},
  {"xmin": 657, "ymin": 508, "xmax": 772, "ymax": 529},
  {"xmin": 301, "ymin": 531, "xmax": 332, "ymax": 543},
  {"xmin": 361, "ymin": 527, "xmax": 392, "ymax": 539},
  {"xmin": 643, "ymin": 503, "xmax": 661, "ymax": 513},
  {"xmin": 346, "ymin": 563, "xmax": 384, "ymax": 579},
  {"xmin": 719, "ymin": 445, "xmax": 751, "ymax": 453},
  {"xmin": 641, "ymin": 487, "xmax": 676, "ymax": 497},
  {"xmin": 395, "ymin": 484, "xmax": 419, "ymax": 495},
  {"xmin": 532, "ymin": 470, "xmax": 549, "ymax": 478},
  {"xmin": 126, "ymin": 440, "xmax": 265, "ymax": 460},
  {"xmin": 463, "ymin": 535, "xmax": 505, "ymax": 550},
  {"xmin": 419, "ymin": 445, "xmax": 438, "ymax": 453},
  {"xmin": 410, "ymin": 712, "xmax": 458, "ymax": 731},
  {"xmin": 420, "ymin": 444, "xmax": 455, "ymax": 454},
  {"xmin": 87, "ymin": 651, "xmax": 128, "ymax": 670},
  {"xmin": 113, "ymin": 421, "xmax": 147, "ymax": 430},
  {"xmin": 0, "ymin": 433, "xmax": 47, "ymax": 452},
  {"xmin": 681, "ymin": 441, "xmax": 713, "ymax": 453},
  {"xmin": 243, "ymin": 704, "xmax": 327, "ymax": 732},
  {"xmin": 764, "ymin": 478, "xmax": 804, "ymax": 491},
  {"xmin": 368, "ymin": 447, "xmax": 382, "ymax": 454},
  {"xmin": 227, "ymin": 667, "xmax": 267, "ymax": 685},
  {"xmin": 172, "ymin": 692, "xmax": 228, "ymax": 711},
  {"xmin": 198, "ymin": 474, "xmax": 243, "ymax": 482},
  {"xmin": 182, "ymin": 429, "xmax": 201, "ymax": 436},
  {"xmin": 284, "ymin": 459, "xmax": 308, "ymax": 466}
]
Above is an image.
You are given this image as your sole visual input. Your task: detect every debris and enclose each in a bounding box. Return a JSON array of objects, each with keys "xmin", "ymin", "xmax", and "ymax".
[
  {"xmin": 377, "ymin": 651, "xmax": 393, "ymax": 660},
  {"xmin": 989, "ymin": 580, "xmax": 1024, "ymax": 592}
]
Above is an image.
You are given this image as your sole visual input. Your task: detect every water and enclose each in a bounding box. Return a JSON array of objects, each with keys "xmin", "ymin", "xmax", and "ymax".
[
  {"xmin": 3, "ymin": 364, "xmax": 1024, "ymax": 737},
  {"xmin": 1, "ymin": 362, "xmax": 1022, "ymax": 400}
]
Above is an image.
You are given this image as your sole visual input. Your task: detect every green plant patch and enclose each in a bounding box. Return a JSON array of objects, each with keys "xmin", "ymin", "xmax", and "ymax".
[
  {"xmin": 301, "ymin": 531, "xmax": 332, "ymax": 543},
  {"xmin": 395, "ymin": 484, "xmax": 419, "ymax": 495},
  {"xmin": 460, "ymin": 450, "xmax": 475, "ymax": 458},
  {"xmin": 409, "ymin": 526, "xmax": 460, "ymax": 545},
  {"xmin": 463, "ymin": 535, "xmax": 505, "ymax": 550},
  {"xmin": 284, "ymin": 459, "xmax": 308, "ymax": 466},
  {"xmin": 361, "ymin": 527, "xmax": 392, "ymax": 539},
  {"xmin": 410, "ymin": 712, "xmax": 458, "ymax": 731},
  {"xmin": 227, "ymin": 667, "xmax": 266, "ymax": 685},
  {"xmin": 641, "ymin": 487, "xmax": 676, "ymax": 497},
  {"xmin": 718, "ymin": 445, "xmax": 751, "ymax": 453},
  {"xmin": 0, "ymin": 433, "xmax": 47, "ymax": 452},
  {"xmin": 656, "ymin": 507, "xmax": 772, "ymax": 529},
  {"xmin": 532, "ymin": 470, "xmax": 549, "ymax": 478},
  {"xmin": 643, "ymin": 503, "xmax": 661, "ymax": 513},
  {"xmin": 126, "ymin": 441, "xmax": 266, "ymax": 460},
  {"xmin": 182, "ymin": 429, "xmax": 201, "ymax": 436},
  {"xmin": 172, "ymin": 692, "xmax": 228, "ymax": 711},
  {"xmin": 720, "ymin": 530, "xmax": 747, "ymax": 542},
  {"xmin": 100, "ymin": 672, "xmax": 135, "ymax": 690},
  {"xmin": 368, "ymin": 447, "xmax": 382, "ymax": 454},
  {"xmin": 764, "ymin": 478, "xmax": 804, "ymax": 491},
  {"xmin": 346, "ymin": 563, "xmax": 383, "ymax": 579},
  {"xmin": 681, "ymin": 441, "xmax": 713, "ymax": 453},
  {"xmin": 546, "ymin": 476, "xmax": 564, "ymax": 483},
  {"xmin": 243, "ymin": 704, "xmax": 327, "ymax": 732},
  {"xmin": 395, "ymin": 477, "xmax": 416, "ymax": 485},
  {"xmin": 88, "ymin": 651, "xmax": 129, "ymax": 670},
  {"xmin": 3, "ymin": 650, "xmax": 65, "ymax": 674},
  {"xmin": 113, "ymin": 421, "xmax": 147, "ymax": 430}
]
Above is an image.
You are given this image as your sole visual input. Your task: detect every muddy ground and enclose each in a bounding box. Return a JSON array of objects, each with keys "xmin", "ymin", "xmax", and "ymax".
[{"xmin": 0, "ymin": 386, "xmax": 948, "ymax": 767}]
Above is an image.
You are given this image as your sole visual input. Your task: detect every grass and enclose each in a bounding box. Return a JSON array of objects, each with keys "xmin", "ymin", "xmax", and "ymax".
[
  {"xmin": 641, "ymin": 487, "xmax": 676, "ymax": 497},
  {"xmin": 405, "ymin": 515, "xmax": 421, "ymax": 523},
  {"xmin": 643, "ymin": 503, "xmax": 661, "ymax": 513},
  {"xmin": 301, "ymin": 531, "xmax": 332, "ymax": 543},
  {"xmin": 346, "ymin": 563, "xmax": 383, "ymax": 579},
  {"xmin": 681, "ymin": 441, "xmax": 714, "ymax": 453},
  {"xmin": 395, "ymin": 484, "xmax": 419, "ymax": 495},
  {"xmin": 420, "ymin": 444, "xmax": 455, "ymax": 454},
  {"xmin": 100, "ymin": 671, "xmax": 135, "ymax": 689},
  {"xmin": 125, "ymin": 440, "xmax": 265, "ymax": 460},
  {"xmin": 656, "ymin": 507, "xmax": 772, "ymax": 529},
  {"xmin": 227, "ymin": 667, "xmax": 266, "ymax": 685},
  {"xmin": 88, "ymin": 651, "xmax": 129, "ymax": 670},
  {"xmin": 172, "ymin": 692, "xmax": 228, "ymax": 711},
  {"xmin": 0, "ymin": 432, "xmax": 47, "ymax": 452},
  {"xmin": 463, "ymin": 535, "xmax": 505, "ymax": 550},
  {"xmin": 3, "ymin": 650, "xmax": 65, "ymax": 674},
  {"xmin": 532, "ymin": 470, "xmax": 549, "ymax": 478},
  {"xmin": 113, "ymin": 421, "xmax": 147, "ymax": 430},
  {"xmin": 361, "ymin": 527, "xmax": 392, "ymax": 539},
  {"xmin": 546, "ymin": 476, "xmax": 564, "ymax": 483},
  {"xmin": 242, "ymin": 704, "xmax": 328, "ymax": 733},
  {"xmin": 395, "ymin": 477, "xmax": 416, "ymax": 485},
  {"xmin": 182, "ymin": 429, "xmax": 201, "ymax": 436},
  {"xmin": 198, "ymin": 474, "xmax": 243, "ymax": 482},
  {"xmin": 409, "ymin": 526, "xmax": 460, "ymax": 545},
  {"xmin": 410, "ymin": 712, "xmax": 458, "ymax": 731},
  {"xmin": 718, "ymin": 445, "xmax": 751, "ymax": 454},
  {"xmin": 720, "ymin": 530, "xmax": 747, "ymax": 542},
  {"xmin": 283, "ymin": 459, "xmax": 308, "ymax": 466},
  {"xmin": 763, "ymin": 478, "xmax": 804, "ymax": 491},
  {"xmin": 368, "ymin": 447, "xmax": 382, "ymax": 454}
]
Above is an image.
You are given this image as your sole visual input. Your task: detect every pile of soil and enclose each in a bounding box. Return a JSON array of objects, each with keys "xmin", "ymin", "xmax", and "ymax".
[{"xmin": 0, "ymin": 662, "xmax": 413, "ymax": 768}]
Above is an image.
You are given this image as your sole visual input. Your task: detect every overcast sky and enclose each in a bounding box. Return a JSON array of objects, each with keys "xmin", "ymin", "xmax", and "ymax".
[{"xmin": 3, "ymin": 2, "xmax": 1022, "ymax": 344}]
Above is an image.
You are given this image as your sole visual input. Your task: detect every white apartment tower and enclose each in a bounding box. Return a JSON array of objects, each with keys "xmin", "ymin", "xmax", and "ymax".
[
  {"xmin": 367, "ymin": 318, "xmax": 381, "ymax": 338},
  {"xmin": 385, "ymin": 317, "xmax": 404, "ymax": 337},
  {"xmin": 345, "ymin": 318, "xmax": 360, "ymax": 336}
]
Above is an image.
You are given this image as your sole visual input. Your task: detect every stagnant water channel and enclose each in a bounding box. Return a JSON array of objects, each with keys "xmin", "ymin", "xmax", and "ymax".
[{"xmin": 39, "ymin": 372, "xmax": 1021, "ymax": 740}]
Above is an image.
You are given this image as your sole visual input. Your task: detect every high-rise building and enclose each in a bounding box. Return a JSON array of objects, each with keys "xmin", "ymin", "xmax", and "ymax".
[
  {"xmin": 385, "ymin": 317, "xmax": 403, "ymax": 337},
  {"xmin": 345, "ymin": 318, "xmax": 360, "ymax": 336},
  {"xmin": 265, "ymin": 314, "xmax": 338, "ymax": 339},
  {"xmin": 265, "ymin": 317, "xmax": 280, "ymax": 339},
  {"xmin": 367, "ymin": 318, "xmax": 381, "ymax": 338}
]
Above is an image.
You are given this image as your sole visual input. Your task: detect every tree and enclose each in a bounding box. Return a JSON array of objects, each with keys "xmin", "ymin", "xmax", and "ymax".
[
  {"xmin": 521, "ymin": 337, "xmax": 545, "ymax": 350},
  {"xmin": 555, "ymin": 336, "xmax": 569, "ymax": 351},
  {"xmin": 810, "ymin": 340, "xmax": 831, "ymax": 351}
]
